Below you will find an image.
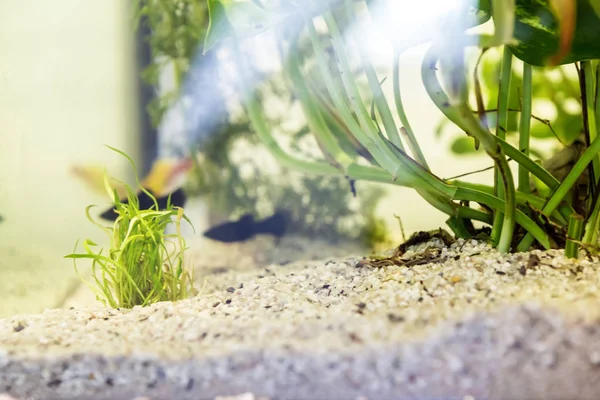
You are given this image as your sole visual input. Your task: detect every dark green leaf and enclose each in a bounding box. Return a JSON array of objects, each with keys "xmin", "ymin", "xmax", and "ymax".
[
  {"xmin": 591, "ymin": 0, "xmax": 600, "ymax": 17},
  {"xmin": 509, "ymin": 0, "xmax": 600, "ymax": 66}
]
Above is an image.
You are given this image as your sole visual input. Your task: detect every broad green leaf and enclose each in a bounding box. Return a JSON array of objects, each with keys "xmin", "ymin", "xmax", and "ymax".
[
  {"xmin": 547, "ymin": 0, "xmax": 577, "ymax": 66},
  {"xmin": 509, "ymin": 0, "xmax": 600, "ymax": 66}
]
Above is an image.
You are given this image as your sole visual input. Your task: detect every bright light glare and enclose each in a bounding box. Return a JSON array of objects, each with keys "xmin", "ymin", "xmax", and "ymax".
[{"xmin": 370, "ymin": 0, "xmax": 469, "ymax": 49}]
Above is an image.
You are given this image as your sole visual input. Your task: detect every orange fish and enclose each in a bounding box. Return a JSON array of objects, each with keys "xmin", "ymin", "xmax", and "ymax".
[{"xmin": 71, "ymin": 157, "xmax": 194, "ymax": 221}]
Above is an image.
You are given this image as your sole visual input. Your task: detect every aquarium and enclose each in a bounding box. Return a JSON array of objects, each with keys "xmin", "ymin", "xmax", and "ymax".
[{"xmin": 1, "ymin": 0, "xmax": 600, "ymax": 399}]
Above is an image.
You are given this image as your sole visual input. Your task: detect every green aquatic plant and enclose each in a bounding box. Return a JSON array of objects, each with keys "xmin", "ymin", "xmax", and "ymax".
[
  {"xmin": 203, "ymin": 0, "xmax": 600, "ymax": 257},
  {"xmin": 131, "ymin": 0, "xmax": 391, "ymax": 247},
  {"xmin": 65, "ymin": 147, "xmax": 196, "ymax": 309}
]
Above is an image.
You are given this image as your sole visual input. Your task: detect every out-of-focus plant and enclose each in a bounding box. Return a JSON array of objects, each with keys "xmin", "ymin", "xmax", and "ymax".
[
  {"xmin": 133, "ymin": 0, "xmax": 209, "ymax": 126},
  {"xmin": 132, "ymin": 0, "xmax": 387, "ymax": 247},
  {"xmin": 203, "ymin": 0, "xmax": 600, "ymax": 257}
]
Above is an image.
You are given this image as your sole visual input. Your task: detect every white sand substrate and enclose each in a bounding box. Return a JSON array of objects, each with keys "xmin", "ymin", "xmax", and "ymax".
[{"xmin": 1, "ymin": 235, "xmax": 600, "ymax": 399}]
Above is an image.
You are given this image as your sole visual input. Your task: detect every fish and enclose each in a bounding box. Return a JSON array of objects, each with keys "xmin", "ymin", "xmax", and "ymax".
[
  {"xmin": 70, "ymin": 165, "xmax": 129, "ymax": 199},
  {"xmin": 202, "ymin": 209, "xmax": 291, "ymax": 243},
  {"xmin": 89, "ymin": 157, "xmax": 194, "ymax": 222},
  {"xmin": 99, "ymin": 187, "xmax": 187, "ymax": 221}
]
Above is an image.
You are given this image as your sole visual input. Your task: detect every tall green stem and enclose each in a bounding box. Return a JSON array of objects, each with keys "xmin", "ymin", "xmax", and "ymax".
[
  {"xmin": 393, "ymin": 49, "xmax": 429, "ymax": 169},
  {"xmin": 457, "ymin": 104, "xmax": 517, "ymax": 253},
  {"xmin": 490, "ymin": 46, "xmax": 513, "ymax": 245},
  {"xmin": 453, "ymin": 187, "xmax": 549, "ymax": 249},
  {"xmin": 452, "ymin": 180, "xmax": 569, "ymax": 225},
  {"xmin": 233, "ymin": 42, "xmax": 340, "ymax": 176},
  {"xmin": 310, "ymin": 9, "xmax": 462, "ymax": 221},
  {"xmin": 519, "ymin": 134, "xmax": 600, "ymax": 249},
  {"xmin": 582, "ymin": 196, "xmax": 600, "ymax": 245},
  {"xmin": 595, "ymin": 62, "xmax": 600, "ymax": 137},
  {"xmin": 565, "ymin": 214, "xmax": 584, "ymax": 259},
  {"xmin": 245, "ymin": 91, "xmax": 340, "ymax": 175},
  {"xmin": 421, "ymin": 46, "xmax": 562, "ymax": 194},
  {"xmin": 582, "ymin": 61, "xmax": 600, "ymax": 182},
  {"xmin": 347, "ymin": 166, "xmax": 548, "ymax": 248},
  {"xmin": 421, "ymin": 43, "xmax": 516, "ymax": 252},
  {"xmin": 285, "ymin": 48, "xmax": 354, "ymax": 169},
  {"xmin": 584, "ymin": 61, "xmax": 600, "ymax": 244},
  {"xmin": 491, "ymin": 0, "xmax": 515, "ymax": 45},
  {"xmin": 581, "ymin": 61, "xmax": 600, "ymax": 244},
  {"xmin": 518, "ymin": 63, "xmax": 532, "ymax": 193},
  {"xmin": 519, "ymin": 62, "xmax": 600, "ymax": 248},
  {"xmin": 344, "ymin": 0, "xmax": 403, "ymax": 149},
  {"xmin": 305, "ymin": 13, "xmax": 400, "ymax": 175}
]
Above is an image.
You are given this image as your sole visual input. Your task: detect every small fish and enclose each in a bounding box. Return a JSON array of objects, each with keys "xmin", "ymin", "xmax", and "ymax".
[
  {"xmin": 92, "ymin": 157, "xmax": 193, "ymax": 222},
  {"xmin": 203, "ymin": 209, "xmax": 291, "ymax": 243},
  {"xmin": 70, "ymin": 165, "xmax": 128, "ymax": 199},
  {"xmin": 99, "ymin": 187, "xmax": 187, "ymax": 221}
]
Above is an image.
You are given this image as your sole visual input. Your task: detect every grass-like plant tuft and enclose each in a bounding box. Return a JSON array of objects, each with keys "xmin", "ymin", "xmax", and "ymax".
[{"xmin": 65, "ymin": 147, "xmax": 197, "ymax": 309}]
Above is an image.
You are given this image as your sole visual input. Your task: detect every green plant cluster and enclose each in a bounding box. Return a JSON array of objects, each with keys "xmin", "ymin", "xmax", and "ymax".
[
  {"xmin": 202, "ymin": 0, "xmax": 600, "ymax": 257},
  {"xmin": 65, "ymin": 148, "xmax": 196, "ymax": 309},
  {"xmin": 132, "ymin": 0, "xmax": 390, "ymax": 248}
]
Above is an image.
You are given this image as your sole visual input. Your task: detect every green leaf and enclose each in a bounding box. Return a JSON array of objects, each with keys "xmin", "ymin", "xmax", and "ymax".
[
  {"xmin": 591, "ymin": 0, "xmax": 600, "ymax": 17},
  {"xmin": 546, "ymin": 0, "xmax": 577, "ymax": 65},
  {"xmin": 509, "ymin": 0, "xmax": 600, "ymax": 66},
  {"xmin": 204, "ymin": 0, "xmax": 235, "ymax": 54},
  {"xmin": 204, "ymin": 0, "xmax": 294, "ymax": 54}
]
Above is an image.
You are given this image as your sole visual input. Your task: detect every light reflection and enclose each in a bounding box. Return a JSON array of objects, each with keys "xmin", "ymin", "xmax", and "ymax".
[{"xmin": 158, "ymin": 0, "xmax": 478, "ymax": 159}]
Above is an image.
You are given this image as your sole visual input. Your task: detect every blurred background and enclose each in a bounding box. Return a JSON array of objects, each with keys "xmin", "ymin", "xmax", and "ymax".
[
  {"xmin": 0, "ymin": 0, "xmax": 143, "ymax": 316},
  {"xmin": 0, "ymin": 1, "xmax": 569, "ymax": 317}
]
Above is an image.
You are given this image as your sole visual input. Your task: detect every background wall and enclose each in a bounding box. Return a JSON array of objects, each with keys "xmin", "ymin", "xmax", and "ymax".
[{"xmin": 0, "ymin": 0, "xmax": 140, "ymax": 316}]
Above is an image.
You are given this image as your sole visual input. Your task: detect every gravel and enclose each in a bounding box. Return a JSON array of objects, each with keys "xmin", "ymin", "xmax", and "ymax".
[{"xmin": 1, "ymin": 236, "xmax": 600, "ymax": 399}]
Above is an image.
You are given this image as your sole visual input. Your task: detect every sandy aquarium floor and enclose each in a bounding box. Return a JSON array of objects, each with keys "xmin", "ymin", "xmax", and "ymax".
[{"xmin": 1, "ymin": 233, "xmax": 600, "ymax": 400}]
